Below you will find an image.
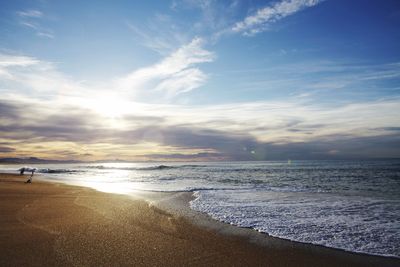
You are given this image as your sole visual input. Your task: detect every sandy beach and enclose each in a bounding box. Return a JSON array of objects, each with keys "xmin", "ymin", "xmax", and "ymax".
[{"xmin": 0, "ymin": 173, "xmax": 398, "ymax": 267}]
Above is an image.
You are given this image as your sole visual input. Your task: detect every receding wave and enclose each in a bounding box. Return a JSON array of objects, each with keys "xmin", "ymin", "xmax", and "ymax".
[
  {"xmin": 82, "ymin": 164, "xmax": 207, "ymax": 171},
  {"xmin": 37, "ymin": 168, "xmax": 83, "ymax": 174}
]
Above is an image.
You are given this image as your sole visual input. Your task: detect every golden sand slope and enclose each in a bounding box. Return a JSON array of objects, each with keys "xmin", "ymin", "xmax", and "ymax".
[{"xmin": 0, "ymin": 173, "xmax": 398, "ymax": 267}]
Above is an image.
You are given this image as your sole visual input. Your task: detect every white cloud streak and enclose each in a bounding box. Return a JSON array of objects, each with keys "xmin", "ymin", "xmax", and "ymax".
[
  {"xmin": 0, "ymin": 40, "xmax": 214, "ymax": 105},
  {"xmin": 232, "ymin": 0, "xmax": 323, "ymax": 36},
  {"xmin": 116, "ymin": 37, "xmax": 214, "ymax": 98},
  {"xmin": 16, "ymin": 9, "xmax": 54, "ymax": 39},
  {"xmin": 17, "ymin": 9, "xmax": 43, "ymax": 18},
  {"xmin": 126, "ymin": 19, "xmax": 187, "ymax": 55},
  {"xmin": 0, "ymin": 54, "xmax": 40, "ymax": 79},
  {"xmin": 0, "ymin": 54, "xmax": 39, "ymax": 67},
  {"xmin": 0, "ymin": 53, "xmax": 86, "ymax": 97}
]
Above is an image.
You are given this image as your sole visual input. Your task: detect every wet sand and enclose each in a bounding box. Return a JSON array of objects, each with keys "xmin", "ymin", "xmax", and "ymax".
[{"xmin": 0, "ymin": 173, "xmax": 398, "ymax": 267}]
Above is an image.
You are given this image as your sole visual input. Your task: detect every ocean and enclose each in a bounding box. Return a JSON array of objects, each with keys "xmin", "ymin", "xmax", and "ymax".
[{"xmin": 1, "ymin": 160, "xmax": 399, "ymax": 258}]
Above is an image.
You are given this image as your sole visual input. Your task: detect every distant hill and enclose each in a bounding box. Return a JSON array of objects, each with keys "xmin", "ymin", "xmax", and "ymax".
[
  {"xmin": 0, "ymin": 157, "xmax": 83, "ymax": 164},
  {"xmin": 0, "ymin": 157, "xmax": 134, "ymax": 164}
]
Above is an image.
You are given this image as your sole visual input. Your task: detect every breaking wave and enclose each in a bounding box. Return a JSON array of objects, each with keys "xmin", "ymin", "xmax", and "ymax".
[
  {"xmin": 82, "ymin": 164, "xmax": 206, "ymax": 171},
  {"xmin": 37, "ymin": 168, "xmax": 84, "ymax": 174}
]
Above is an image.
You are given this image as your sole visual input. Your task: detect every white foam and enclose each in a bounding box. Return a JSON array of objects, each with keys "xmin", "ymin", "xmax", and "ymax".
[{"xmin": 190, "ymin": 189, "xmax": 400, "ymax": 258}]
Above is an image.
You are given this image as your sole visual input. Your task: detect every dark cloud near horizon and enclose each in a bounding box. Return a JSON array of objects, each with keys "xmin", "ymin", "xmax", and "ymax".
[
  {"xmin": 0, "ymin": 146, "xmax": 15, "ymax": 153},
  {"xmin": 135, "ymin": 134, "xmax": 400, "ymax": 161},
  {"xmin": 133, "ymin": 133, "xmax": 400, "ymax": 160},
  {"xmin": 0, "ymin": 101, "xmax": 21, "ymax": 119},
  {"xmin": 256, "ymin": 134, "xmax": 400, "ymax": 160},
  {"xmin": 121, "ymin": 126, "xmax": 258, "ymax": 149},
  {"xmin": 0, "ymin": 99, "xmax": 399, "ymax": 160},
  {"xmin": 123, "ymin": 115, "xmax": 166, "ymax": 123},
  {"xmin": 378, "ymin": 127, "xmax": 400, "ymax": 132},
  {"xmin": 0, "ymin": 101, "xmax": 112, "ymax": 142},
  {"xmin": 140, "ymin": 152, "xmax": 225, "ymax": 160}
]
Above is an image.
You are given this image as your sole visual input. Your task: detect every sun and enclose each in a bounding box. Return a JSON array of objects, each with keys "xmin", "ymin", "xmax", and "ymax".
[{"xmin": 88, "ymin": 93, "xmax": 130, "ymax": 118}]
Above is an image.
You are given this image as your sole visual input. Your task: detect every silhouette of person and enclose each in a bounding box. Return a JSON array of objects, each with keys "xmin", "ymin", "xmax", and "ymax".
[
  {"xmin": 20, "ymin": 167, "xmax": 36, "ymax": 183},
  {"xmin": 25, "ymin": 169, "xmax": 35, "ymax": 183}
]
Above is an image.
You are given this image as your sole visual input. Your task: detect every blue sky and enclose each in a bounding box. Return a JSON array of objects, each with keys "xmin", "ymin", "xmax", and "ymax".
[{"xmin": 0, "ymin": 0, "xmax": 399, "ymax": 161}]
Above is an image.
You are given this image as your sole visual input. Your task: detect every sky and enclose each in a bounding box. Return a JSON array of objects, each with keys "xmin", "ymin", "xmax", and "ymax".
[{"xmin": 0, "ymin": 0, "xmax": 399, "ymax": 161}]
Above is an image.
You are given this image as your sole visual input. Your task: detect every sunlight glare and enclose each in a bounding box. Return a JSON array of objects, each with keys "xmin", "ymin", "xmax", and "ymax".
[{"xmin": 89, "ymin": 93, "xmax": 130, "ymax": 118}]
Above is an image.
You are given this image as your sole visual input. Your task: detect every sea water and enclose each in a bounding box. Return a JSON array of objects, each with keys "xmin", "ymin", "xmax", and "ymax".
[{"xmin": 1, "ymin": 160, "xmax": 399, "ymax": 257}]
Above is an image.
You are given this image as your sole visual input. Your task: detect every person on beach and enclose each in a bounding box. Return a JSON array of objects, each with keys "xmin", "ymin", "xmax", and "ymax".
[
  {"xmin": 25, "ymin": 169, "xmax": 35, "ymax": 183},
  {"xmin": 19, "ymin": 167, "xmax": 37, "ymax": 183}
]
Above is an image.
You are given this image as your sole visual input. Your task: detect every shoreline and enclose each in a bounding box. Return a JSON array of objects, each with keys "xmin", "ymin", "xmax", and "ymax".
[
  {"xmin": 1, "ymin": 173, "xmax": 399, "ymax": 266},
  {"xmin": 134, "ymin": 189, "xmax": 400, "ymax": 263}
]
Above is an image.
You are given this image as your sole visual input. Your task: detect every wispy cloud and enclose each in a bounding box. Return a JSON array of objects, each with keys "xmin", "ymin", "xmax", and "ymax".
[
  {"xmin": 126, "ymin": 16, "xmax": 188, "ymax": 55},
  {"xmin": 116, "ymin": 37, "xmax": 214, "ymax": 98},
  {"xmin": 180, "ymin": 0, "xmax": 239, "ymax": 31},
  {"xmin": 16, "ymin": 9, "xmax": 43, "ymax": 18},
  {"xmin": 0, "ymin": 54, "xmax": 39, "ymax": 67},
  {"xmin": 0, "ymin": 43, "xmax": 214, "ymax": 104},
  {"xmin": 36, "ymin": 31, "xmax": 54, "ymax": 39},
  {"xmin": 0, "ymin": 53, "xmax": 86, "ymax": 98},
  {"xmin": 168, "ymin": 0, "xmax": 242, "ymax": 42},
  {"xmin": 232, "ymin": 0, "xmax": 323, "ymax": 36},
  {"xmin": 128, "ymin": 0, "xmax": 322, "ymax": 53},
  {"xmin": 0, "ymin": 54, "xmax": 40, "ymax": 79},
  {"xmin": 222, "ymin": 60, "xmax": 400, "ymax": 101},
  {"xmin": 16, "ymin": 9, "xmax": 54, "ymax": 39}
]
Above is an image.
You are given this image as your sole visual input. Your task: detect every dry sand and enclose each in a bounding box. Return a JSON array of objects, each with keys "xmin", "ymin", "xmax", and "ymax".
[{"xmin": 0, "ymin": 173, "xmax": 398, "ymax": 267}]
